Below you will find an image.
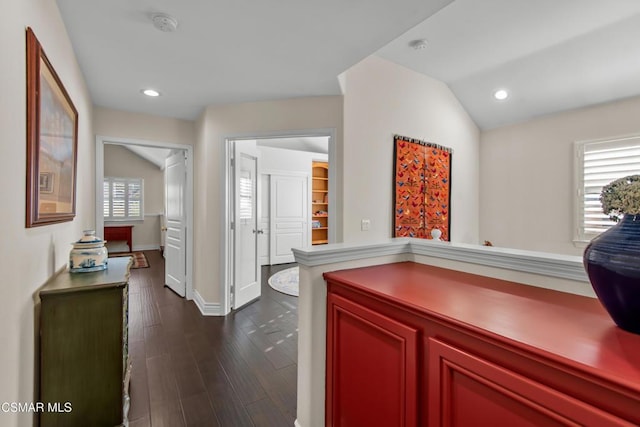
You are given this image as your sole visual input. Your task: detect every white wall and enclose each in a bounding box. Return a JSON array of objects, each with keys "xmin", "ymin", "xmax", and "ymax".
[
  {"xmin": 0, "ymin": 2, "xmax": 94, "ymax": 425},
  {"xmin": 343, "ymin": 56, "xmax": 481, "ymax": 244},
  {"xmin": 480, "ymin": 95, "xmax": 640, "ymax": 256},
  {"xmin": 94, "ymin": 106, "xmax": 196, "ymax": 145},
  {"xmin": 104, "ymin": 145, "xmax": 164, "ymax": 250},
  {"xmin": 194, "ymin": 97, "xmax": 343, "ymax": 304}
]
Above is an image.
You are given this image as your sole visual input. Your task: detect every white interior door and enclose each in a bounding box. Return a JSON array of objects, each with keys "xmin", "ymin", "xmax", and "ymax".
[
  {"xmin": 165, "ymin": 151, "xmax": 186, "ymax": 297},
  {"xmin": 233, "ymin": 143, "xmax": 261, "ymax": 309},
  {"xmin": 258, "ymin": 174, "xmax": 270, "ymax": 266},
  {"xmin": 270, "ymin": 173, "xmax": 308, "ymax": 265}
]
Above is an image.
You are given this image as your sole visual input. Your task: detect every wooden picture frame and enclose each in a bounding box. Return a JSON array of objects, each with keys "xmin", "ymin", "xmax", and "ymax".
[{"xmin": 26, "ymin": 27, "xmax": 78, "ymax": 227}]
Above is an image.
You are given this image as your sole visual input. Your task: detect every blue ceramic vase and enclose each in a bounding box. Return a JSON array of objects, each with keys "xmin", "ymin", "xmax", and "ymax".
[{"xmin": 583, "ymin": 214, "xmax": 640, "ymax": 334}]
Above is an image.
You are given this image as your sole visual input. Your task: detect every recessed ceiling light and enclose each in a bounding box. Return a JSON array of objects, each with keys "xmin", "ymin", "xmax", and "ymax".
[
  {"xmin": 408, "ymin": 39, "xmax": 428, "ymax": 50},
  {"xmin": 494, "ymin": 89, "xmax": 509, "ymax": 100},
  {"xmin": 142, "ymin": 89, "xmax": 161, "ymax": 97}
]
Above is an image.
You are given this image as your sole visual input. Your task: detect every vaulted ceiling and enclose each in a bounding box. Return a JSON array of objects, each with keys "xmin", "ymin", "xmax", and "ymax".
[
  {"xmin": 376, "ymin": 0, "xmax": 640, "ymax": 129},
  {"xmin": 57, "ymin": 0, "xmax": 640, "ymax": 130}
]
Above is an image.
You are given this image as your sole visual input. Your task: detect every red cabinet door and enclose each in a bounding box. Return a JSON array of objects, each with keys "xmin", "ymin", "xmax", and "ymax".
[
  {"xmin": 428, "ymin": 337, "xmax": 635, "ymax": 427},
  {"xmin": 326, "ymin": 292, "xmax": 419, "ymax": 427}
]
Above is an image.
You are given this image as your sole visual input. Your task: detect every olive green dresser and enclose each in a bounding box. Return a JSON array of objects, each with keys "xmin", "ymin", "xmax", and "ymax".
[{"xmin": 38, "ymin": 256, "xmax": 132, "ymax": 427}]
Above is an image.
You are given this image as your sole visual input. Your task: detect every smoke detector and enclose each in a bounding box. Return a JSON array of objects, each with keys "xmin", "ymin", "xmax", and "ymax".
[
  {"xmin": 151, "ymin": 13, "xmax": 178, "ymax": 32},
  {"xmin": 409, "ymin": 39, "xmax": 428, "ymax": 50}
]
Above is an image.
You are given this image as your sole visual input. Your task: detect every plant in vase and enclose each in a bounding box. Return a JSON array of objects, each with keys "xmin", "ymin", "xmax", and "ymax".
[{"xmin": 584, "ymin": 174, "xmax": 640, "ymax": 334}]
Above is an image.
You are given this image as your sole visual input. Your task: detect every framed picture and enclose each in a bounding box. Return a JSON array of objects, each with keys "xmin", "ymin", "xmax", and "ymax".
[{"xmin": 26, "ymin": 27, "xmax": 78, "ymax": 227}]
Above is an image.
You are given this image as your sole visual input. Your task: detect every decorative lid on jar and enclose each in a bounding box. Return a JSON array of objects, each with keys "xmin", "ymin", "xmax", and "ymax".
[
  {"xmin": 78, "ymin": 229, "xmax": 103, "ymax": 243},
  {"xmin": 72, "ymin": 230, "xmax": 106, "ymax": 249}
]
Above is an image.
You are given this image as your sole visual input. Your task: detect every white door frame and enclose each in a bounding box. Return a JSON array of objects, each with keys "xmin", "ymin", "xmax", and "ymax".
[
  {"xmin": 222, "ymin": 128, "xmax": 336, "ymax": 314},
  {"xmin": 95, "ymin": 135, "xmax": 195, "ymax": 301},
  {"xmin": 258, "ymin": 173, "xmax": 271, "ymax": 266}
]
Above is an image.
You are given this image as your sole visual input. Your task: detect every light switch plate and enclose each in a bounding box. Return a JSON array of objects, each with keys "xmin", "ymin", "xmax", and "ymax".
[{"xmin": 361, "ymin": 219, "xmax": 371, "ymax": 231}]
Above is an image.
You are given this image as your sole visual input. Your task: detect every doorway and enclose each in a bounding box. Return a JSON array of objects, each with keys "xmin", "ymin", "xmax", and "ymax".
[
  {"xmin": 95, "ymin": 136, "xmax": 194, "ymax": 300},
  {"xmin": 224, "ymin": 129, "xmax": 336, "ymax": 313}
]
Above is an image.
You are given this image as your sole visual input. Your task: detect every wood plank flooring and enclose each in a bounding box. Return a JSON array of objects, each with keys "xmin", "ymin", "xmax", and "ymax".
[{"xmin": 128, "ymin": 251, "xmax": 299, "ymax": 426}]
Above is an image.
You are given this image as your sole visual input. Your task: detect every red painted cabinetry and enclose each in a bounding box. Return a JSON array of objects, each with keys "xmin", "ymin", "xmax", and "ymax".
[
  {"xmin": 324, "ymin": 262, "xmax": 640, "ymax": 427},
  {"xmin": 327, "ymin": 293, "xmax": 418, "ymax": 426}
]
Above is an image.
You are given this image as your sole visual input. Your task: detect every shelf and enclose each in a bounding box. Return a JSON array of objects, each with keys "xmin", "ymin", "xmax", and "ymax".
[{"xmin": 312, "ymin": 161, "xmax": 329, "ymax": 246}]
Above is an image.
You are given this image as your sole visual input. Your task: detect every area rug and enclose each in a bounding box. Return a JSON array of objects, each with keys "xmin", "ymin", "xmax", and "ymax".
[
  {"xmin": 109, "ymin": 252, "xmax": 149, "ymax": 269},
  {"xmin": 268, "ymin": 267, "xmax": 299, "ymax": 297}
]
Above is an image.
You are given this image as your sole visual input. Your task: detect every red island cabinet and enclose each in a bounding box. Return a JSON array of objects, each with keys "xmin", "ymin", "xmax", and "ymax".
[{"xmin": 324, "ymin": 262, "xmax": 640, "ymax": 427}]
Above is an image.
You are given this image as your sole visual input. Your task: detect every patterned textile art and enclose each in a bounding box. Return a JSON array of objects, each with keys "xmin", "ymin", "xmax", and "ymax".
[{"xmin": 393, "ymin": 135, "xmax": 452, "ymax": 241}]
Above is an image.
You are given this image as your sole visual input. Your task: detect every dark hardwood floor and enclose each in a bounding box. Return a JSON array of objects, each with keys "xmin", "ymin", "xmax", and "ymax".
[{"xmin": 128, "ymin": 251, "xmax": 299, "ymax": 427}]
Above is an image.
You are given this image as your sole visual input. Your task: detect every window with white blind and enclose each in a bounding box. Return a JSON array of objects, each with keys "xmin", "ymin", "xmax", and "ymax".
[
  {"xmin": 576, "ymin": 135, "xmax": 640, "ymax": 241},
  {"xmin": 103, "ymin": 177, "xmax": 144, "ymax": 221},
  {"xmin": 239, "ymin": 172, "xmax": 253, "ymax": 220}
]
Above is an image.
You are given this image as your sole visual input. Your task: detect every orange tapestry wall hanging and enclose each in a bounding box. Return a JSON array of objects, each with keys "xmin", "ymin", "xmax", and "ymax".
[{"xmin": 393, "ymin": 135, "xmax": 452, "ymax": 241}]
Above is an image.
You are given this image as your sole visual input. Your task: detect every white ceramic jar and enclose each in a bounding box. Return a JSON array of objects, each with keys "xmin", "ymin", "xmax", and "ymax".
[{"xmin": 69, "ymin": 230, "xmax": 108, "ymax": 273}]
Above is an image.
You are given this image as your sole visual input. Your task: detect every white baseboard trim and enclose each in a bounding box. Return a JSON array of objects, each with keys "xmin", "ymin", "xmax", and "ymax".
[
  {"xmin": 193, "ymin": 290, "xmax": 224, "ymax": 316},
  {"xmin": 132, "ymin": 244, "xmax": 160, "ymax": 251}
]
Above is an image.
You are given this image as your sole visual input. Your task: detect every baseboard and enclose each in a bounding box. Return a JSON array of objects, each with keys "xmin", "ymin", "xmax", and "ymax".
[
  {"xmin": 132, "ymin": 244, "xmax": 160, "ymax": 252},
  {"xmin": 193, "ymin": 290, "xmax": 224, "ymax": 316}
]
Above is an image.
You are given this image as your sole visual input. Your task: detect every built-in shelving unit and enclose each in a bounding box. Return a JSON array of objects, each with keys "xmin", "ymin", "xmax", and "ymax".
[{"xmin": 311, "ymin": 161, "xmax": 329, "ymax": 245}]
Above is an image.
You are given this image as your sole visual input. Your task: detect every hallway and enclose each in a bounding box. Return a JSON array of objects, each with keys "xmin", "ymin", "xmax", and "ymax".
[{"xmin": 128, "ymin": 251, "xmax": 298, "ymax": 426}]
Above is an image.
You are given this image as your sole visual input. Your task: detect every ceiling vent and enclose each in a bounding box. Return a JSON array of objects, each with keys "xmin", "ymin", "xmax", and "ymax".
[{"xmin": 151, "ymin": 13, "xmax": 178, "ymax": 32}]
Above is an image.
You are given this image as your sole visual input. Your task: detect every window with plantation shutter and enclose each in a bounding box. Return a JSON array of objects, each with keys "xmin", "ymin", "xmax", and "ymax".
[
  {"xmin": 239, "ymin": 172, "xmax": 253, "ymax": 220},
  {"xmin": 576, "ymin": 135, "xmax": 640, "ymax": 241},
  {"xmin": 103, "ymin": 177, "xmax": 144, "ymax": 221}
]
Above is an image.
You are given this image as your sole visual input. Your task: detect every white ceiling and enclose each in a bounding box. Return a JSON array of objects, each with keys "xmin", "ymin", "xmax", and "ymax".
[
  {"xmin": 55, "ymin": 0, "xmax": 451, "ymax": 120},
  {"xmin": 257, "ymin": 137, "xmax": 329, "ymax": 154},
  {"xmin": 376, "ymin": 0, "xmax": 640, "ymax": 129},
  {"xmin": 121, "ymin": 144, "xmax": 172, "ymax": 169},
  {"xmin": 122, "ymin": 136, "xmax": 327, "ymax": 167},
  {"xmin": 56, "ymin": 0, "xmax": 640, "ymax": 130}
]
